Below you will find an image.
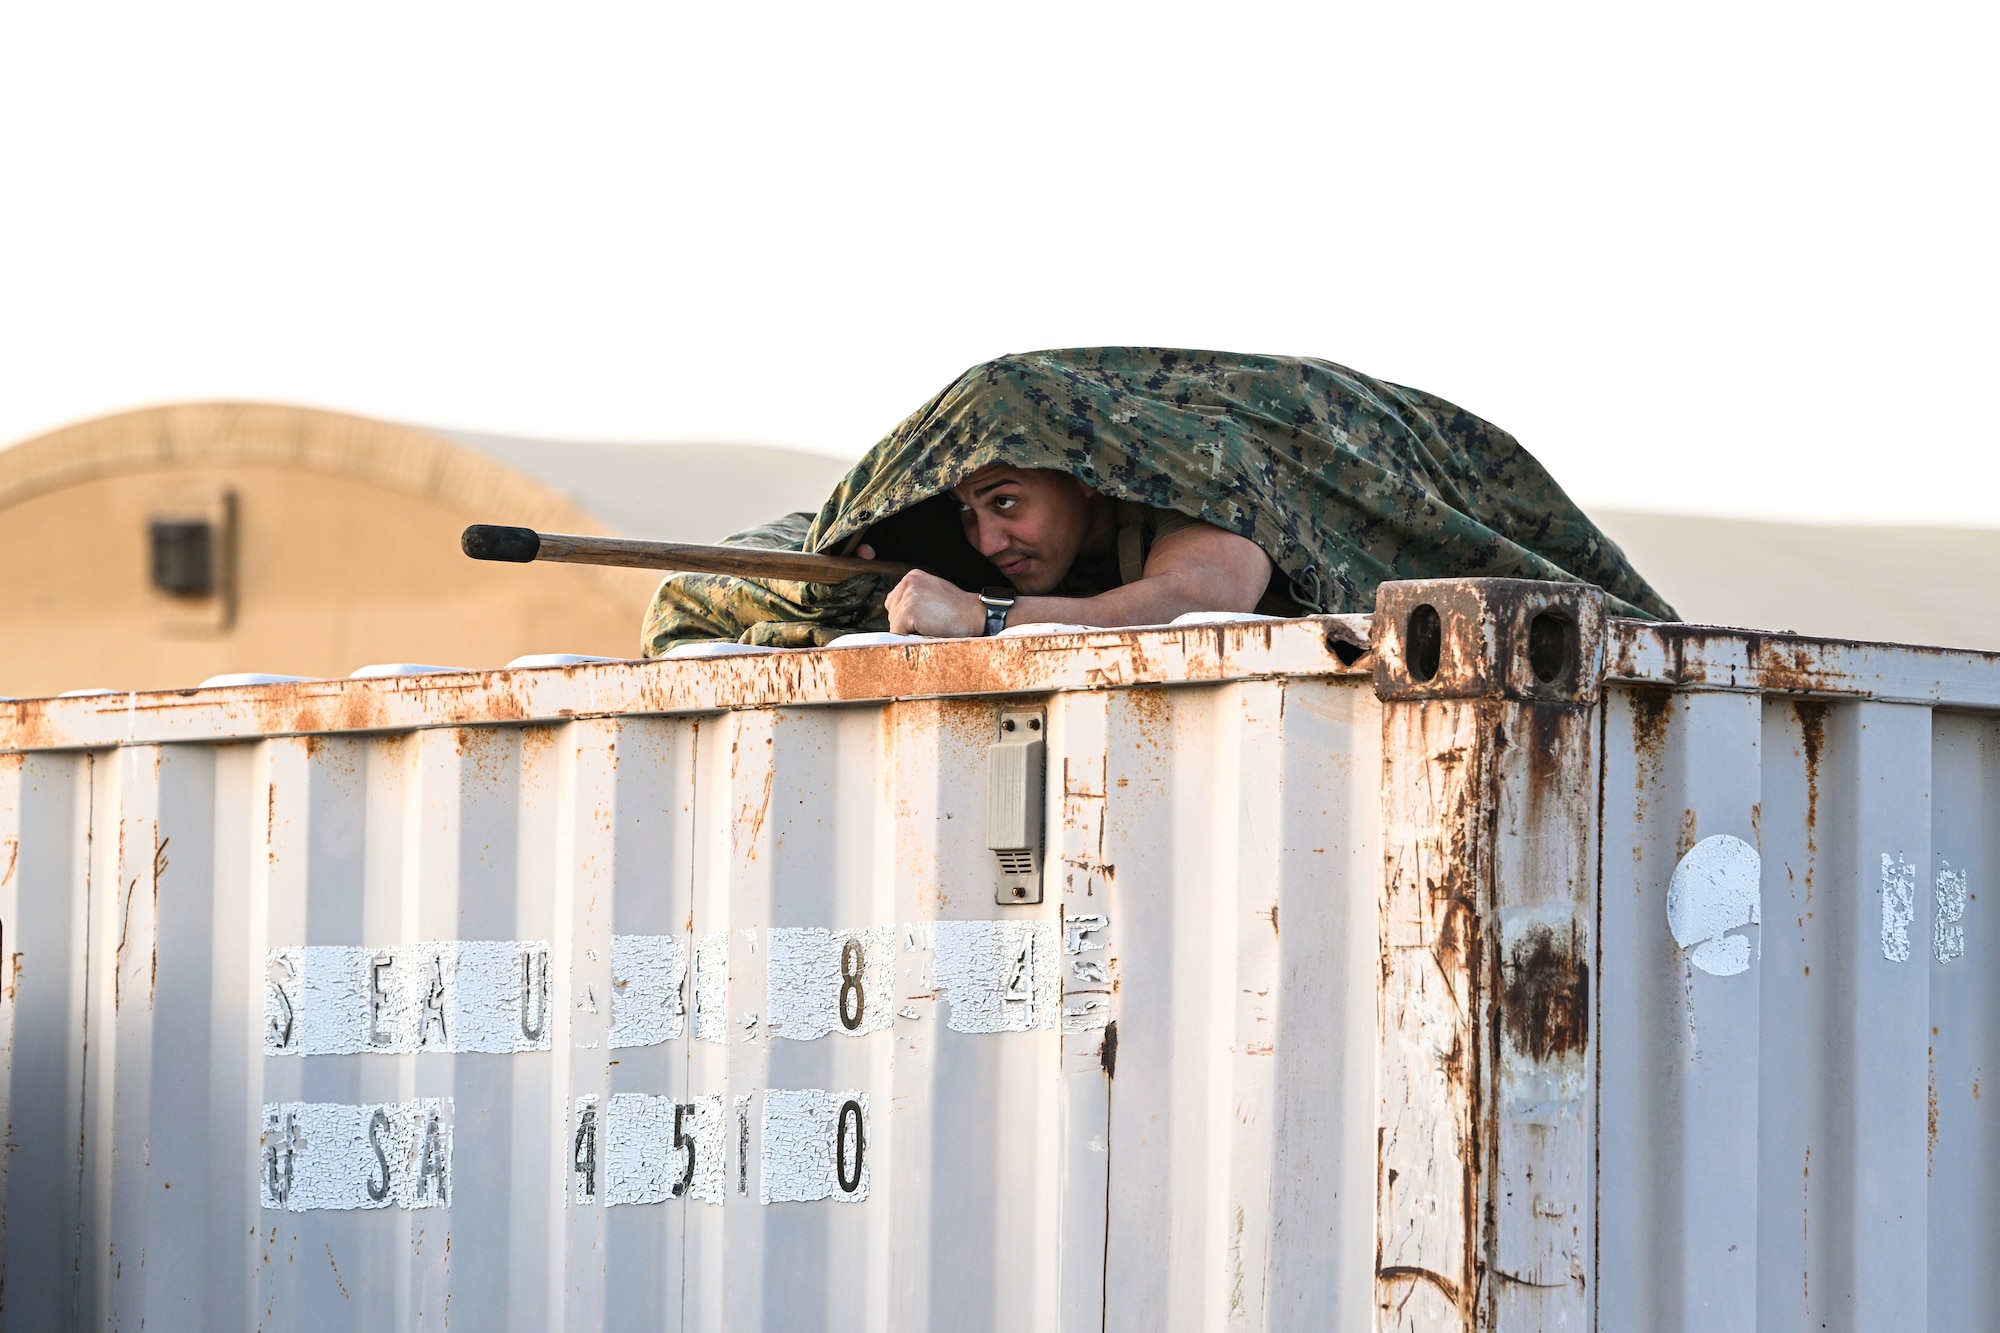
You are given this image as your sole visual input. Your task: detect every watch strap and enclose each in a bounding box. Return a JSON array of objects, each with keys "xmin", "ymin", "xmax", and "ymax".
[{"xmin": 978, "ymin": 587, "xmax": 1017, "ymax": 637}]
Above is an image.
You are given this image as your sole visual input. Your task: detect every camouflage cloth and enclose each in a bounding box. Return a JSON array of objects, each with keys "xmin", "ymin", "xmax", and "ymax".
[{"xmin": 640, "ymin": 348, "xmax": 1676, "ymax": 654}]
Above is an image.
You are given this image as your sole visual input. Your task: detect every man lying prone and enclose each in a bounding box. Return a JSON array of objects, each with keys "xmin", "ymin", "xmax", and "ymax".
[{"xmin": 639, "ymin": 348, "xmax": 1674, "ymax": 656}]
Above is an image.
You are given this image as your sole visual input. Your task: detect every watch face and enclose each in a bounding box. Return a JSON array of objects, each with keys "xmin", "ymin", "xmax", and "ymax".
[{"xmin": 979, "ymin": 586, "xmax": 1017, "ymax": 607}]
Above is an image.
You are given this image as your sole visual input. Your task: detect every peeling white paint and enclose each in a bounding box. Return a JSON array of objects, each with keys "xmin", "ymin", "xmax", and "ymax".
[
  {"xmin": 608, "ymin": 934, "xmax": 687, "ymax": 1049},
  {"xmin": 763, "ymin": 926, "xmax": 894, "ymax": 1040},
  {"xmin": 1935, "ymin": 862, "xmax": 1969, "ymax": 964},
  {"xmin": 258, "ymin": 1099, "xmax": 451, "ymax": 1211},
  {"xmin": 1063, "ymin": 995, "xmax": 1112, "ymax": 1034},
  {"xmin": 1881, "ymin": 854, "xmax": 1916, "ymax": 963},
  {"xmin": 1063, "ymin": 913, "xmax": 1110, "ymax": 957},
  {"xmin": 263, "ymin": 942, "xmax": 552, "ymax": 1054},
  {"xmin": 693, "ymin": 932, "xmax": 729, "ymax": 1044},
  {"xmin": 263, "ymin": 952, "xmax": 299, "ymax": 1050},
  {"xmin": 1061, "ymin": 911, "xmax": 1113, "ymax": 1031},
  {"xmin": 760, "ymin": 1089, "xmax": 870, "ymax": 1203},
  {"xmin": 603, "ymin": 1093, "xmax": 726, "ymax": 1205},
  {"xmin": 1666, "ymin": 835, "xmax": 1761, "ymax": 976},
  {"xmin": 928, "ymin": 920, "xmax": 1059, "ymax": 1033}
]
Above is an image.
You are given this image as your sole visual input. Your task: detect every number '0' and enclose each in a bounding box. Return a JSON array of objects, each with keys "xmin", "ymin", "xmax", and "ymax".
[{"xmin": 836, "ymin": 1099, "xmax": 864, "ymax": 1194}]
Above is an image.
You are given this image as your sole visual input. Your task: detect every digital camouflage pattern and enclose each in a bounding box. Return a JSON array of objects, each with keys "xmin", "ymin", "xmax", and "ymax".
[
  {"xmin": 639, "ymin": 511, "xmax": 887, "ymax": 650},
  {"xmin": 640, "ymin": 348, "xmax": 1676, "ymax": 654}
]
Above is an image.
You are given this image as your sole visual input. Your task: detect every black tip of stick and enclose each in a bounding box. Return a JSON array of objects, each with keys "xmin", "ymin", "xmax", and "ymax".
[{"xmin": 463, "ymin": 524, "xmax": 541, "ymax": 563}]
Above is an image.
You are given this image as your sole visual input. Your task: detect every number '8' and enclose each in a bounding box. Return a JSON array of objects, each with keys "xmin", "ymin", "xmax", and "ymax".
[{"xmin": 839, "ymin": 938, "xmax": 866, "ymax": 1031}]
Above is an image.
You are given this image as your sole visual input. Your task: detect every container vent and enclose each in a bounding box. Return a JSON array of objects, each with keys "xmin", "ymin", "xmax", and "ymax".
[{"xmin": 987, "ymin": 709, "xmax": 1047, "ymax": 904}]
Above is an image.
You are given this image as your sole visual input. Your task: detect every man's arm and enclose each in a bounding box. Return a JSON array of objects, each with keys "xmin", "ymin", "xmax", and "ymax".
[{"xmin": 882, "ymin": 522, "xmax": 1274, "ymax": 637}]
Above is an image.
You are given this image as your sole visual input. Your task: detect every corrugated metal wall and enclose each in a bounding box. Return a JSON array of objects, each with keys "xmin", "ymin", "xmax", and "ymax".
[
  {"xmin": 1598, "ymin": 686, "xmax": 2000, "ymax": 1330},
  {"xmin": 4, "ymin": 603, "xmax": 1998, "ymax": 1331},
  {"xmin": 0, "ymin": 675, "xmax": 1381, "ymax": 1332}
]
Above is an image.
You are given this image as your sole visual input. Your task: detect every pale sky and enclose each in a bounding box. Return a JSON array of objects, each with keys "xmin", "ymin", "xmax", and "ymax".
[{"xmin": 3, "ymin": 3, "xmax": 1993, "ymax": 524}]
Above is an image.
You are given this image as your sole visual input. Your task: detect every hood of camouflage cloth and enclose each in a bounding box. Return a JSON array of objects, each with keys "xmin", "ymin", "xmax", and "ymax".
[{"xmin": 800, "ymin": 347, "xmax": 1677, "ymax": 621}]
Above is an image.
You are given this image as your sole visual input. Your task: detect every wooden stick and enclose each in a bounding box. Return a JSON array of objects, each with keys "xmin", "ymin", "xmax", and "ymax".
[{"xmin": 461, "ymin": 525, "xmax": 917, "ymax": 584}]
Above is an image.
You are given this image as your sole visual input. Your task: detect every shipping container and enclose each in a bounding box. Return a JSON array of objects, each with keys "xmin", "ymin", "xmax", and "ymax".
[{"xmin": 0, "ymin": 578, "xmax": 1992, "ymax": 1332}]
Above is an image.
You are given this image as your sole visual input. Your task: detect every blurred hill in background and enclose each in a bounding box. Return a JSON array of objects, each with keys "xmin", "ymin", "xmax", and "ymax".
[
  {"xmin": 1593, "ymin": 511, "xmax": 2000, "ymax": 652},
  {"xmin": 4, "ymin": 404, "xmax": 1994, "ymax": 699}
]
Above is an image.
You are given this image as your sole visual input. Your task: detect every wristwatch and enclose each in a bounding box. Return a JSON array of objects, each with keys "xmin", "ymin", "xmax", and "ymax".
[{"xmin": 978, "ymin": 587, "xmax": 1017, "ymax": 637}]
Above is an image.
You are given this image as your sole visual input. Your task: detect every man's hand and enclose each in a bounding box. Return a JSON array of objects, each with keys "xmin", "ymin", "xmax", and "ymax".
[{"xmin": 885, "ymin": 570, "xmax": 987, "ymax": 637}]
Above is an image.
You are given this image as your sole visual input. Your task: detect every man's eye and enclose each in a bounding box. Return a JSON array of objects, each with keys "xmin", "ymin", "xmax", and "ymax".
[{"xmin": 994, "ymin": 496, "xmax": 1017, "ymax": 510}]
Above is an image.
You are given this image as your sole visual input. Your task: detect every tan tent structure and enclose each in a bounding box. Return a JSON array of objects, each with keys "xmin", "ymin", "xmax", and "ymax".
[{"xmin": 0, "ymin": 404, "xmax": 851, "ymax": 698}]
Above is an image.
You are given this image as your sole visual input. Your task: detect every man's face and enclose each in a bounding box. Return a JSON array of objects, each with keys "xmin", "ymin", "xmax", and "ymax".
[{"xmin": 953, "ymin": 465, "xmax": 1097, "ymax": 595}]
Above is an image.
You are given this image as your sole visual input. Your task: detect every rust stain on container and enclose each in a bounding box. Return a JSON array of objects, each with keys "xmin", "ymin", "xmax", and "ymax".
[
  {"xmin": 1756, "ymin": 638, "xmax": 1853, "ymax": 696},
  {"xmin": 1627, "ymin": 687, "xmax": 1674, "ymax": 869},
  {"xmin": 150, "ymin": 835, "xmax": 168, "ymax": 1004},
  {"xmin": 113, "ymin": 872, "xmax": 139, "ymax": 1014},
  {"xmin": 1376, "ymin": 1265, "xmax": 1465, "ymax": 1317},
  {"xmin": 325, "ymin": 1244, "xmax": 351, "ymax": 1301},
  {"xmin": 0, "ymin": 700, "xmax": 56, "ymax": 752},
  {"xmin": 1516, "ymin": 703, "xmax": 1559, "ymax": 819},
  {"xmin": 1677, "ymin": 809, "xmax": 1698, "ymax": 860},
  {"xmin": 1500, "ymin": 917, "xmax": 1589, "ymax": 1063},
  {"xmin": 461, "ymin": 726, "xmax": 515, "ymax": 786},
  {"xmin": 1929, "ymin": 1041, "xmax": 1939, "ymax": 1174},
  {"xmin": 1794, "ymin": 700, "xmax": 1828, "ymax": 899},
  {"xmin": 1121, "ymin": 687, "xmax": 1174, "ymax": 749},
  {"xmin": 1377, "ymin": 696, "xmax": 1488, "ymax": 1331}
]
